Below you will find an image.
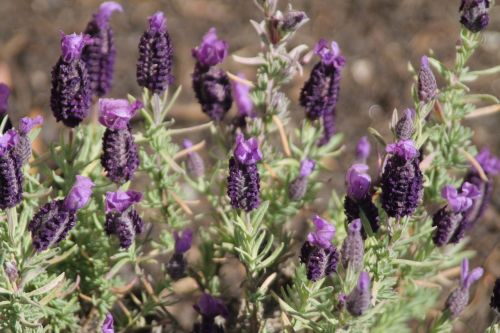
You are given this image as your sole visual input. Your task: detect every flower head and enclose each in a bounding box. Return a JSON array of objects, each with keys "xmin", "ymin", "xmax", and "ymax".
[
  {"xmin": 19, "ymin": 116, "xmax": 44, "ymax": 136},
  {"xmin": 174, "ymin": 228, "xmax": 193, "ymax": 254},
  {"xmin": 355, "ymin": 136, "xmax": 371, "ymax": 163},
  {"xmin": 346, "ymin": 271, "xmax": 371, "ymax": 316},
  {"xmin": 232, "ymin": 73, "xmax": 254, "ymax": 118},
  {"xmin": 446, "ymin": 258, "xmax": 483, "ymax": 317},
  {"xmin": 101, "ymin": 313, "xmax": 115, "ymax": 333},
  {"xmin": 314, "ymin": 39, "xmax": 345, "ymax": 69},
  {"xmin": 0, "ymin": 130, "xmax": 19, "ymax": 158},
  {"xmin": 64, "ymin": 176, "xmax": 94, "ymax": 212},
  {"xmin": 0, "ymin": 83, "xmax": 10, "ymax": 114},
  {"xmin": 192, "ymin": 28, "xmax": 229, "ymax": 67},
  {"xmin": 234, "ymin": 134, "xmax": 262, "ymax": 165},
  {"xmin": 105, "ymin": 190, "xmax": 142, "ymax": 213},
  {"xmin": 441, "ymin": 182, "xmax": 481, "ymax": 213},
  {"xmin": 341, "ymin": 219, "xmax": 364, "ymax": 271},
  {"xmin": 395, "ymin": 109, "xmax": 415, "ymax": 140},
  {"xmin": 307, "ymin": 215, "xmax": 335, "ymax": 249},
  {"xmin": 346, "ymin": 164, "xmax": 371, "ymax": 201},
  {"xmin": 98, "ymin": 98, "xmax": 142, "ymax": 130},
  {"xmin": 386, "ymin": 139, "xmax": 418, "ymax": 160},
  {"xmin": 474, "ymin": 148, "xmax": 500, "ymax": 176},
  {"xmin": 418, "ymin": 56, "xmax": 438, "ymax": 103},
  {"xmin": 60, "ymin": 32, "xmax": 91, "ymax": 62},
  {"xmin": 460, "ymin": 0, "xmax": 490, "ymax": 33},
  {"xmin": 194, "ymin": 293, "xmax": 229, "ymax": 319}
]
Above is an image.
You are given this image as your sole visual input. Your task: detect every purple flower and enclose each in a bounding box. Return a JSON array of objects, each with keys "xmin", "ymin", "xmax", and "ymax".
[
  {"xmin": 491, "ymin": 278, "xmax": 500, "ymax": 313},
  {"xmin": 299, "ymin": 159, "xmax": 315, "ymax": 177},
  {"xmin": 51, "ymin": 33, "xmax": 92, "ymax": 128},
  {"xmin": 105, "ymin": 190, "xmax": 142, "ymax": 213},
  {"xmin": 346, "ymin": 271, "xmax": 371, "ymax": 316},
  {"xmin": 64, "ymin": 176, "xmax": 94, "ymax": 212},
  {"xmin": 232, "ymin": 73, "xmax": 254, "ymax": 118},
  {"xmin": 0, "ymin": 130, "xmax": 23, "ymax": 209},
  {"xmin": 289, "ymin": 159, "xmax": 316, "ymax": 201},
  {"xmin": 341, "ymin": 219, "xmax": 364, "ymax": 271},
  {"xmin": 233, "ymin": 134, "xmax": 262, "ymax": 165},
  {"xmin": 346, "ymin": 164, "xmax": 371, "ymax": 201},
  {"xmin": 227, "ymin": 157, "xmax": 261, "ymax": 212},
  {"xmin": 137, "ymin": 11, "xmax": 174, "ymax": 94},
  {"xmin": 19, "ymin": 116, "xmax": 44, "ymax": 136},
  {"xmin": 394, "ymin": 109, "xmax": 415, "ymax": 141},
  {"xmin": 475, "ymin": 148, "xmax": 500, "ymax": 176},
  {"xmin": 314, "ymin": 39, "xmax": 346, "ymax": 69},
  {"xmin": 82, "ymin": 2, "xmax": 122, "ymax": 97},
  {"xmin": 174, "ymin": 228, "xmax": 193, "ymax": 254},
  {"xmin": 307, "ymin": 215, "xmax": 335, "ymax": 249},
  {"xmin": 0, "ymin": 83, "xmax": 10, "ymax": 115},
  {"xmin": 432, "ymin": 206, "xmax": 467, "ymax": 246},
  {"xmin": 386, "ymin": 139, "xmax": 418, "ymax": 160},
  {"xmin": 355, "ymin": 136, "xmax": 371, "ymax": 163},
  {"xmin": 192, "ymin": 28, "xmax": 228, "ymax": 67},
  {"xmin": 183, "ymin": 139, "xmax": 205, "ymax": 178},
  {"xmin": 418, "ymin": 56, "xmax": 437, "ymax": 103},
  {"xmin": 300, "ymin": 236, "xmax": 339, "ymax": 282},
  {"xmin": 446, "ymin": 258, "xmax": 483, "ymax": 317},
  {"xmin": 101, "ymin": 313, "xmax": 115, "ymax": 333},
  {"xmin": 15, "ymin": 116, "xmax": 44, "ymax": 165},
  {"xmin": 98, "ymin": 98, "xmax": 142, "ymax": 130},
  {"xmin": 460, "ymin": 0, "xmax": 490, "ymax": 33},
  {"xmin": 167, "ymin": 228, "xmax": 193, "ymax": 280},
  {"xmin": 441, "ymin": 182, "xmax": 481, "ymax": 213}
]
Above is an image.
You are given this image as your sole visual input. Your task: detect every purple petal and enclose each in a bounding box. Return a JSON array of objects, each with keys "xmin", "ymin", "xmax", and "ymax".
[
  {"xmin": 441, "ymin": 183, "xmax": 480, "ymax": 213},
  {"xmin": 299, "ymin": 159, "xmax": 315, "ymax": 177},
  {"xmin": 475, "ymin": 148, "xmax": 500, "ymax": 176},
  {"xmin": 64, "ymin": 176, "xmax": 95, "ymax": 212},
  {"xmin": 19, "ymin": 115, "xmax": 44, "ymax": 136},
  {"xmin": 98, "ymin": 98, "xmax": 142, "ymax": 130},
  {"xmin": 464, "ymin": 267, "xmax": 484, "ymax": 289},
  {"xmin": 194, "ymin": 293, "xmax": 229, "ymax": 319},
  {"xmin": 355, "ymin": 136, "xmax": 371, "ymax": 162},
  {"xmin": 192, "ymin": 27, "xmax": 228, "ymax": 67},
  {"xmin": 313, "ymin": 39, "xmax": 345, "ymax": 68},
  {"xmin": 232, "ymin": 73, "xmax": 254, "ymax": 118},
  {"xmin": 174, "ymin": 228, "xmax": 193, "ymax": 253},
  {"xmin": 386, "ymin": 140, "xmax": 418, "ymax": 160},
  {"xmin": 0, "ymin": 129, "xmax": 19, "ymax": 157},
  {"xmin": 357, "ymin": 271, "xmax": 370, "ymax": 291},
  {"xmin": 101, "ymin": 313, "xmax": 114, "ymax": 333},
  {"xmin": 96, "ymin": 1, "xmax": 123, "ymax": 27},
  {"xmin": 183, "ymin": 139, "xmax": 193, "ymax": 149},
  {"xmin": 421, "ymin": 55, "xmax": 430, "ymax": 68},
  {"xmin": 0, "ymin": 83, "xmax": 10, "ymax": 114},
  {"xmin": 306, "ymin": 215, "xmax": 335, "ymax": 248},
  {"xmin": 460, "ymin": 258, "xmax": 469, "ymax": 287},
  {"xmin": 233, "ymin": 134, "xmax": 262, "ymax": 165},
  {"xmin": 346, "ymin": 164, "xmax": 371, "ymax": 201},
  {"xmin": 461, "ymin": 182, "xmax": 481, "ymax": 199},
  {"xmin": 60, "ymin": 32, "xmax": 91, "ymax": 62},
  {"xmin": 148, "ymin": 11, "xmax": 166, "ymax": 33},
  {"xmin": 105, "ymin": 190, "xmax": 142, "ymax": 213}
]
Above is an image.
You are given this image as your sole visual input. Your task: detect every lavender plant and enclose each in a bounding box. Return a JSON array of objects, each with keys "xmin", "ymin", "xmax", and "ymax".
[{"xmin": 0, "ymin": 1, "xmax": 499, "ymax": 332}]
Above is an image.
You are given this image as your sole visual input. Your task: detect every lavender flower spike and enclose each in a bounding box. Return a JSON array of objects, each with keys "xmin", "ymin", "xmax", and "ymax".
[
  {"xmin": 183, "ymin": 139, "xmax": 205, "ymax": 178},
  {"xmin": 137, "ymin": 11, "xmax": 174, "ymax": 94},
  {"xmin": 0, "ymin": 130, "xmax": 23, "ymax": 210},
  {"xmin": 395, "ymin": 109, "xmax": 415, "ymax": 141},
  {"xmin": 445, "ymin": 258, "xmax": 483, "ymax": 317},
  {"xmin": 82, "ymin": 1, "xmax": 123, "ymax": 97},
  {"xmin": 346, "ymin": 271, "xmax": 371, "ymax": 316},
  {"xmin": 104, "ymin": 190, "xmax": 144, "ymax": 249},
  {"xmin": 0, "ymin": 83, "xmax": 10, "ymax": 115},
  {"xmin": 460, "ymin": 0, "xmax": 490, "ymax": 33},
  {"xmin": 15, "ymin": 115, "xmax": 44, "ymax": 165},
  {"xmin": 289, "ymin": 159, "xmax": 315, "ymax": 201},
  {"xmin": 418, "ymin": 56, "xmax": 437, "ymax": 103},
  {"xmin": 491, "ymin": 278, "xmax": 500, "ymax": 313},
  {"xmin": 355, "ymin": 136, "xmax": 371, "ymax": 163},
  {"xmin": 167, "ymin": 228, "xmax": 193, "ymax": 280},
  {"xmin": 51, "ymin": 32, "xmax": 92, "ymax": 128},
  {"xmin": 101, "ymin": 313, "xmax": 115, "ymax": 333},
  {"xmin": 300, "ymin": 215, "xmax": 339, "ymax": 281},
  {"xmin": 64, "ymin": 175, "xmax": 94, "ymax": 212},
  {"xmin": 341, "ymin": 219, "xmax": 364, "ymax": 271},
  {"xmin": 193, "ymin": 293, "xmax": 228, "ymax": 333},
  {"xmin": 192, "ymin": 28, "xmax": 229, "ymax": 67}
]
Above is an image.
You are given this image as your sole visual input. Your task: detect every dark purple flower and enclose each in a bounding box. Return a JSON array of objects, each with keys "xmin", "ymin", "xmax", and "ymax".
[
  {"xmin": 341, "ymin": 219, "xmax": 364, "ymax": 271},
  {"xmin": 395, "ymin": 109, "xmax": 415, "ymax": 141},
  {"xmin": 418, "ymin": 56, "xmax": 437, "ymax": 103},
  {"xmin": 82, "ymin": 1, "xmax": 123, "ymax": 97},
  {"xmin": 98, "ymin": 98, "xmax": 142, "ymax": 130},
  {"xmin": 183, "ymin": 139, "xmax": 205, "ymax": 178},
  {"xmin": 167, "ymin": 228, "xmax": 193, "ymax": 280},
  {"xmin": 491, "ymin": 278, "xmax": 500, "ymax": 313},
  {"xmin": 289, "ymin": 159, "xmax": 316, "ymax": 201},
  {"xmin": 101, "ymin": 125, "xmax": 139, "ymax": 184},
  {"xmin": 381, "ymin": 140, "xmax": 423, "ymax": 218},
  {"xmin": 460, "ymin": 0, "xmax": 490, "ymax": 33},
  {"xmin": 346, "ymin": 271, "xmax": 371, "ymax": 316},
  {"xmin": 346, "ymin": 164, "xmax": 371, "ymax": 201},
  {"xmin": 102, "ymin": 313, "xmax": 115, "ymax": 333},
  {"xmin": 51, "ymin": 33, "xmax": 92, "ymax": 128},
  {"xmin": 446, "ymin": 258, "xmax": 483, "ymax": 317},
  {"xmin": 137, "ymin": 11, "xmax": 174, "ymax": 94},
  {"xmin": 192, "ymin": 28, "xmax": 228, "ymax": 68},
  {"xmin": 355, "ymin": 136, "xmax": 371, "ymax": 163},
  {"xmin": 0, "ymin": 83, "xmax": 10, "ymax": 115},
  {"xmin": 193, "ymin": 293, "xmax": 228, "ymax": 333},
  {"xmin": 232, "ymin": 73, "xmax": 255, "ymax": 118},
  {"xmin": 0, "ymin": 130, "xmax": 23, "ymax": 210},
  {"xmin": 174, "ymin": 228, "xmax": 193, "ymax": 254},
  {"xmin": 15, "ymin": 115, "xmax": 44, "ymax": 165},
  {"xmin": 105, "ymin": 191, "xmax": 143, "ymax": 249},
  {"xmin": 64, "ymin": 175, "xmax": 94, "ymax": 212}
]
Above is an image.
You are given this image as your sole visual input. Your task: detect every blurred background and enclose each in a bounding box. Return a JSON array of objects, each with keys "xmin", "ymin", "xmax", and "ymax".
[{"xmin": 0, "ymin": 0, "xmax": 499, "ymax": 331}]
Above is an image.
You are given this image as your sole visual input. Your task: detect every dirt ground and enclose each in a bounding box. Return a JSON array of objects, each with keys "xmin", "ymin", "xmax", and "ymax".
[{"xmin": 0, "ymin": 0, "xmax": 499, "ymax": 332}]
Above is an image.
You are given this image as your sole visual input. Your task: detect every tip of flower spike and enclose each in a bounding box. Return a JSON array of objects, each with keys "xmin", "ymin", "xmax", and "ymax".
[
  {"xmin": 101, "ymin": 313, "xmax": 114, "ymax": 333},
  {"xmin": 386, "ymin": 139, "xmax": 418, "ymax": 160},
  {"xmin": 346, "ymin": 163, "xmax": 371, "ymax": 201},
  {"xmin": 0, "ymin": 129, "xmax": 19, "ymax": 157},
  {"xmin": 349, "ymin": 219, "xmax": 362, "ymax": 233},
  {"xmin": 307, "ymin": 215, "xmax": 335, "ymax": 248},
  {"xmin": 460, "ymin": 258, "xmax": 484, "ymax": 289},
  {"xmin": 0, "ymin": 83, "xmax": 10, "ymax": 114},
  {"xmin": 105, "ymin": 190, "xmax": 142, "ymax": 213},
  {"xmin": 194, "ymin": 293, "xmax": 229, "ymax": 319},
  {"xmin": 174, "ymin": 228, "xmax": 193, "ymax": 253},
  {"xmin": 234, "ymin": 134, "xmax": 262, "ymax": 165},
  {"xmin": 299, "ymin": 159, "xmax": 315, "ymax": 177},
  {"xmin": 313, "ymin": 39, "xmax": 345, "ymax": 68},
  {"xmin": 421, "ymin": 55, "xmax": 430, "ymax": 68},
  {"xmin": 358, "ymin": 271, "xmax": 371, "ymax": 290},
  {"xmin": 60, "ymin": 32, "xmax": 91, "ymax": 62},
  {"xmin": 97, "ymin": 1, "xmax": 123, "ymax": 26},
  {"xmin": 148, "ymin": 11, "xmax": 167, "ymax": 33},
  {"xmin": 98, "ymin": 98, "xmax": 142, "ymax": 130},
  {"xmin": 19, "ymin": 115, "xmax": 44, "ymax": 136},
  {"xmin": 192, "ymin": 27, "xmax": 229, "ymax": 67},
  {"xmin": 64, "ymin": 176, "xmax": 94, "ymax": 212}
]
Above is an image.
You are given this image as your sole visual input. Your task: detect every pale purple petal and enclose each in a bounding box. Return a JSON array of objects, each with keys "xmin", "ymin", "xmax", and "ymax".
[
  {"xmin": 357, "ymin": 271, "xmax": 370, "ymax": 291},
  {"xmin": 19, "ymin": 115, "xmax": 44, "ymax": 136},
  {"xmin": 98, "ymin": 98, "xmax": 142, "ymax": 130},
  {"xmin": 192, "ymin": 28, "xmax": 228, "ymax": 67},
  {"xmin": 386, "ymin": 140, "xmax": 418, "ymax": 160},
  {"xmin": 460, "ymin": 258, "xmax": 469, "ymax": 287},
  {"xmin": 346, "ymin": 164, "xmax": 371, "ymax": 201},
  {"xmin": 232, "ymin": 73, "xmax": 254, "ymax": 118},
  {"xmin": 441, "ymin": 183, "xmax": 480, "ymax": 213},
  {"xmin": 148, "ymin": 11, "xmax": 166, "ymax": 33},
  {"xmin": 421, "ymin": 55, "xmax": 430, "ymax": 68},
  {"xmin": 475, "ymin": 148, "xmax": 500, "ymax": 176},
  {"xmin": 0, "ymin": 83, "xmax": 10, "ymax": 114},
  {"xmin": 313, "ymin": 39, "xmax": 345, "ymax": 68},
  {"xmin": 64, "ymin": 176, "xmax": 95, "ymax": 211},
  {"xmin": 355, "ymin": 136, "xmax": 371, "ymax": 162},
  {"xmin": 96, "ymin": 1, "xmax": 123, "ymax": 27},
  {"xmin": 307, "ymin": 215, "xmax": 335, "ymax": 248},
  {"xmin": 105, "ymin": 190, "xmax": 142, "ymax": 213},
  {"xmin": 464, "ymin": 267, "xmax": 483, "ymax": 289},
  {"xmin": 461, "ymin": 182, "xmax": 481, "ymax": 199},
  {"xmin": 0, "ymin": 129, "xmax": 19, "ymax": 157},
  {"xmin": 233, "ymin": 134, "xmax": 262, "ymax": 165},
  {"xmin": 349, "ymin": 219, "xmax": 362, "ymax": 233},
  {"xmin": 60, "ymin": 32, "xmax": 91, "ymax": 62},
  {"xmin": 174, "ymin": 228, "xmax": 193, "ymax": 253},
  {"xmin": 299, "ymin": 159, "xmax": 315, "ymax": 177},
  {"xmin": 101, "ymin": 313, "xmax": 114, "ymax": 333}
]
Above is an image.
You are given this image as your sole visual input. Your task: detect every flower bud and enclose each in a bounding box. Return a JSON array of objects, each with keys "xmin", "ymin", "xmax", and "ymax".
[
  {"xmin": 446, "ymin": 259, "xmax": 483, "ymax": 317},
  {"xmin": 341, "ymin": 219, "xmax": 364, "ymax": 271},
  {"xmin": 0, "ymin": 130, "xmax": 23, "ymax": 209},
  {"xmin": 183, "ymin": 139, "xmax": 205, "ymax": 178},
  {"xmin": 418, "ymin": 56, "xmax": 437, "ymax": 103},
  {"xmin": 346, "ymin": 271, "xmax": 371, "ymax": 316},
  {"xmin": 104, "ymin": 191, "xmax": 143, "ymax": 249},
  {"xmin": 395, "ymin": 109, "xmax": 415, "ymax": 140}
]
